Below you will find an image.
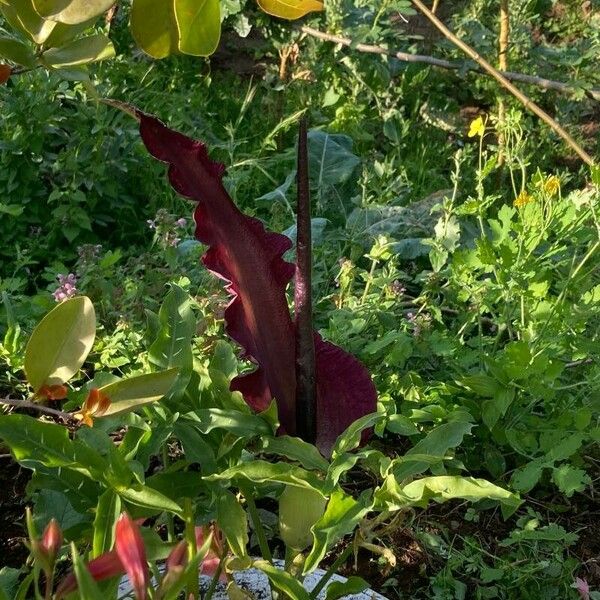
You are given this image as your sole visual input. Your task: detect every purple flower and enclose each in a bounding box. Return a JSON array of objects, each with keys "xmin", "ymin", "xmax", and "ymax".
[
  {"xmin": 572, "ymin": 577, "xmax": 590, "ymax": 600},
  {"xmin": 53, "ymin": 273, "xmax": 78, "ymax": 302},
  {"xmin": 175, "ymin": 218, "xmax": 187, "ymax": 228}
]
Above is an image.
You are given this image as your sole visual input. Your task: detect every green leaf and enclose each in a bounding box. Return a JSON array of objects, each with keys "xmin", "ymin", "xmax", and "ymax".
[
  {"xmin": 391, "ymin": 421, "xmax": 474, "ymax": 481},
  {"xmin": 207, "ymin": 460, "xmax": 326, "ymax": 494},
  {"xmin": 130, "ymin": 0, "xmax": 178, "ymax": 59},
  {"xmin": 145, "ymin": 471, "xmax": 204, "ymax": 503},
  {"xmin": 41, "ymin": 33, "xmax": 114, "ymax": 67},
  {"xmin": 386, "ymin": 414, "xmax": 419, "ymax": 436},
  {"xmin": 0, "ymin": 35, "xmax": 36, "ymax": 67},
  {"xmin": 0, "ymin": 414, "xmax": 107, "ymax": 478},
  {"xmin": 325, "ymin": 576, "xmax": 370, "ymax": 600},
  {"xmin": 187, "ymin": 408, "xmax": 273, "ymax": 437},
  {"xmin": 254, "ymin": 560, "xmax": 310, "ymax": 600},
  {"xmin": 331, "ymin": 412, "xmax": 384, "ymax": 457},
  {"xmin": 551, "ymin": 464, "xmax": 590, "ymax": 498},
  {"xmin": 216, "ymin": 490, "xmax": 249, "ymax": 558},
  {"xmin": 174, "ymin": 0, "xmax": 220, "ymax": 56},
  {"xmin": 1, "ymin": 0, "xmax": 56, "ymax": 44},
  {"xmin": 261, "ymin": 436, "xmax": 329, "ymax": 472},
  {"xmin": 32, "ymin": 0, "xmax": 114, "ymax": 24},
  {"xmin": 98, "ymin": 368, "xmax": 179, "ymax": 417},
  {"xmin": 71, "ymin": 544, "xmax": 105, "ymax": 600},
  {"xmin": 304, "ymin": 489, "xmax": 372, "ymax": 574},
  {"xmin": 92, "ymin": 489, "xmax": 121, "ymax": 558},
  {"xmin": 24, "ymin": 295, "xmax": 95, "ymax": 392},
  {"xmin": 119, "ymin": 483, "xmax": 183, "ymax": 516},
  {"xmin": 511, "ymin": 460, "xmax": 544, "ymax": 493},
  {"xmin": 482, "ymin": 387, "xmax": 515, "ymax": 430},
  {"xmin": 0, "ymin": 567, "xmax": 21, "ymax": 600},
  {"xmin": 0, "ymin": 203, "xmax": 24, "ymax": 216},
  {"xmin": 256, "ymin": 0, "xmax": 323, "ymax": 20},
  {"xmin": 279, "ymin": 485, "xmax": 327, "ymax": 552}
]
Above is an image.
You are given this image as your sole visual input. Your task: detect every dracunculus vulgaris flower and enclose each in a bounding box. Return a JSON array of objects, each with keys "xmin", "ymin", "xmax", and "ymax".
[
  {"xmin": 138, "ymin": 113, "xmax": 377, "ymax": 456},
  {"xmin": 56, "ymin": 512, "xmax": 149, "ymax": 600}
]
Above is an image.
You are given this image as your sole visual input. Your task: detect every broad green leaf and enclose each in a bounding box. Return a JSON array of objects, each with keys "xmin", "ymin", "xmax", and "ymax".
[
  {"xmin": 28, "ymin": 467, "xmax": 100, "ymax": 513},
  {"xmin": 510, "ymin": 460, "xmax": 545, "ymax": 493},
  {"xmin": 1, "ymin": 0, "xmax": 56, "ymax": 44},
  {"xmin": 44, "ymin": 18, "xmax": 95, "ymax": 47},
  {"xmin": 331, "ymin": 412, "xmax": 383, "ymax": 457},
  {"xmin": 304, "ymin": 488, "xmax": 372, "ymax": 574},
  {"xmin": 216, "ymin": 490, "xmax": 249, "ymax": 558},
  {"xmin": 92, "ymin": 489, "xmax": 121, "ymax": 557},
  {"xmin": 119, "ymin": 484, "xmax": 183, "ymax": 516},
  {"xmin": 98, "ymin": 368, "xmax": 179, "ymax": 417},
  {"xmin": 41, "ymin": 34, "xmax": 114, "ymax": 67},
  {"xmin": 254, "ymin": 561, "xmax": 310, "ymax": 600},
  {"xmin": 71, "ymin": 544, "xmax": 105, "ymax": 600},
  {"xmin": 376, "ymin": 475, "xmax": 521, "ymax": 518},
  {"xmin": 0, "ymin": 567, "xmax": 21, "ymax": 600},
  {"xmin": 261, "ymin": 436, "xmax": 329, "ymax": 472},
  {"xmin": 0, "ymin": 203, "xmax": 24, "ymax": 216},
  {"xmin": 279, "ymin": 485, "xmax": 327, "ymax": 551},
  {"xmin": 32, "ymin": 0, "xmax": 114, "ymax": 24},
  {"xmin": 257, "ymin": 0, "xmax": 323, "ymax": 20},
  {"xmin": 386, "ymin": 414, "xmax": 419, "ymax": 436},
  {"xmin": 207, "ymin": 460, "xmax": 326, "ymax": 494},
  {"xmin": 0, "ymin": 35, "xmax": 36, "ymax": 67},
  {"xmin": 325, "ymin": 577, "xmax": 370, "ymax": 600},
  {"xmin": 187, "ymin": 408, "xmax": 273, "ymax": 437},
  {"xmin": 145, "ymin": 471, "xmax": 204, "ymax": 502},
  {"xmin": 174, "ymin": 422, "xmax": 217, "ymax": 473},
  {"xmin": 0, "ymin": 414, "xmax": 107, "ymax": 478},
  {"xmin": 174, "ymin": 0, "xmax": 220, "ymax": 56},
  {"xmin": 24, "ymin": 295, "xmax": 95, "ymax": 392},
  {"xmin": 130, "ymin": 0, "xmax": 178, "ymax": 59},
  {"xmin": 391, "ymin": 421, "xmax": 473, "ymax": 481}
]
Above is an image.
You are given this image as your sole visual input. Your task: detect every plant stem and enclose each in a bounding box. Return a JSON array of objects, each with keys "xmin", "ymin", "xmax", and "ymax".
[
  {"xmin": 242, "ymin": 486, "xmax": 273, "ymax": 564},
  {"xmin": 295, "ymin": 116, "xmax": 317, "ymax": 445},
  {"xmin": 162, "ymin": 445, "xmax": 175, "ymax": 542},
  {"xmin": 183, "ymin": 498, "xmax": 200, "ymax": 600},
  {"xmin": 497, "ymin": 0, "xmax": 509, "ymax": 166},
  {"xmin": 0, "ymin": 398, "xmax": 75, "ymax": 421},
  {"xmin": 410, "ymin": 0, "xmax": 594, "ymax": 166},
  {"xmin": 308, "ymin": 544, "xmax": 353, "ymax": 600}
]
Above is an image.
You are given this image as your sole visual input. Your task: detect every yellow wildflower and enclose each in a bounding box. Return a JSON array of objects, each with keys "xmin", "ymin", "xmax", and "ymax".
[
  {"xmin": 467, "ymin": 116, "xmax": 485, "ymax": 138},
  {"xmin": 544, "ymin": 175, "xmax": 560, "ymax": 196},
  {"xmin": 514, "ymin": 190, "xmax": 534, "ymax": 208}
]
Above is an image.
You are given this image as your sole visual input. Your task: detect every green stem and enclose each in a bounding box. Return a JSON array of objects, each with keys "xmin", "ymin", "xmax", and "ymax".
[
  {"xmin": 242, "ymin": 486, "xmax": 273, "ymax": 564},
  {"xmin": 183, "ymin": 498, "xmax": 199, "ymax": 600},
  {"xmin": 360, "ymin": 259, "xmax": 378, "ymax": 304},
  {"xmin": 162, "ymin": 445, "xmax": 174, "ymax": 542},
  {"xmin": 308, "ymin": 544, "xmax": 353, "ymax": 600}
]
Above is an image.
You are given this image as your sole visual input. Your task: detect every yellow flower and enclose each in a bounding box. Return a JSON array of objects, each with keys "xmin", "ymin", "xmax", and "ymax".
[
  {"xmin": 468, "ymin": 116, "xmax": 485, "ymax": 138},
  {"xmin": 514, "ymin": 190, "xmax": 534, "ymax": 208},
  {"xmin": 544, "ymin": 175, "xmax": 560, "ymax": 196}
]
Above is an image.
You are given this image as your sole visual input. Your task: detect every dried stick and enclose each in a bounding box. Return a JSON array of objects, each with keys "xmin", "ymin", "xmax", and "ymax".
[
  {"xmin": 0, "ymin": 397, "xmax": 75, "ymax": 421},
  {"xmin": 497, "ymin": 0, "xmax": 509, "ymax": 165},
  {"xmin": 299, "ymin": 26, "xmax": 600, "ymax": 103},
  {"xmin": 410, "ymin": 0, "xmax": 594, "ymax": 166}
]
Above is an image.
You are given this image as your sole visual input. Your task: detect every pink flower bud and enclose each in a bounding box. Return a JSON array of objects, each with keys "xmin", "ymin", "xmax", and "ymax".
[
  {"xmin": 40, "ymin": 519, "xmax": 63, "ymax": 562},
  {"xmin": 115, "ymin": 513, "xmax": 149, "ymax": 600}
]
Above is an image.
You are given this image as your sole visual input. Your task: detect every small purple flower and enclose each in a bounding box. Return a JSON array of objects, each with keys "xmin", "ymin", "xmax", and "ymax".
[
  {"xmin": 175, "ymin": 218, "xmax": 187, "ymax": 228},
  {"xmin": 53, "ymin": 273, "xmax": 78, "ymax": 302},
  {"xmin": 572, "ymin": 577, "xmax": 590, "ymax": 600}
]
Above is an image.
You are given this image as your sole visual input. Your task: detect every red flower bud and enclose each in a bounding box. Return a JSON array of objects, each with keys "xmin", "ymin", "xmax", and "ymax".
[
  {"xmin": 115, "ymin": 513, "xmax": 149, "ymax": 600},
  {"xmin": 0, "ymin": 64, "xmax": 11, "ymax": 85},
  {"xmin": 166, "ymin": 540, "xmax": 188, "ymax": 572},
  {"xmin": 40, "ymin": 519, "xmax": 63, "ymax": 562}
]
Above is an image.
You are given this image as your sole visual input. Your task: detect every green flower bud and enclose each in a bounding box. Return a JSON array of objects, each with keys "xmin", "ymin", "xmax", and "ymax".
[{"xmin": 278, "ymin": 486, "xmax": 327, "ymax": 552}]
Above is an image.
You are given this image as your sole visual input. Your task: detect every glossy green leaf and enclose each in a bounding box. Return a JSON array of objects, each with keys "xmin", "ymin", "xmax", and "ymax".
[
  {"xmin": 130, "ymin": 0, "xmax": 178, "ymax": 59},
  {"xmin": 44, "ymin": 19, "xmax": 95, "ymax": 47},
  {"xmin": 257, "ymin": 0, "xmax": 323, "ymax": 20},
  {"xmin": 216, "ymin": 490, "xmax": 249, "ymax": 558},
  {"xmin": 98, "ymin": 368, "xmax": 179, "ymax": 417},
  {"xmin": 331, "ymin": 412, "xmax": 383, "ymax": 457},
  {"xmin": 1, "ymin": 0, "xmax": 56, "ymax": 44},
  {"xmin": 208, "ymin": 460, "xmax": 326, "ymax": 493},
  {"xmin": 187, "ymin": 408, "xmax": 272, "ymax": 437},
  {"xmin": 119, "ymin": 484, "xmax": 183, "ymax": 516},
  {"xmin": 174, "ymin": 0, "xmax": 220, "ymax": 56},
  {"xmin": 0, "ymin": 414, "xmax": 107, "ymax": 478},
  {"xmin": 41, "ymin": 34, "xmax": 114, "ymax": 67},
  {"xmin": 71, "ymin": 544, "xmax": 105, "ymax": 600},
  {"xmin": 32, "ymin": 0, "xmax": 114, "ymax": 24},
  {"xmin": 0, "ymin": 35, "xmax": 36, "ymax": 67},
  {"xmin": 24, "ymin": 295, "xmax": 95, "ymax": 392},
  {"xmin": 261, "ymin": 436, "xmax": 329, "ymax": 472},
  {"xmin": 254, "ymin": 561, "xmax": 311, "ymax": 600},
  {"xmin": 325, "ymin": 577, "xmax": 370, "ymax": 600},
  {"xmin": 92, "ymin": 489, "xmax": 121, "ymax": 558},
  {"xmin": 304, "ymin": 488, "xmax": 372, "ymax": 574}
]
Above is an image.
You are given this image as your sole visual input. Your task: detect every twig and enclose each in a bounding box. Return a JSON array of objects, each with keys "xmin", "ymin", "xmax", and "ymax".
[
  {"xmin": 299, "ymin": 26, "xmax": 600, "ymax": 103},
  {"xmin": 497, "ymin": 0, "xmax": 509, "ymax": 166},
  {"xmin": 410, "ymin": 0, "xmax": 594, "ymax": 166},
  {"xmin": 565, "ymin": 358, "xmax": 594, "ymax": 368},
  {"xmin": 0, "ymin": 397, "xmax": 75, "ymax": 421}
]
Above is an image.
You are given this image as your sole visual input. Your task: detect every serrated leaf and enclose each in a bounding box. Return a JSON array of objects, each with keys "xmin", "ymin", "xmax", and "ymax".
[
  {"xmin": 32, "ymin": 0, "xmax": 114, "ymax": 24},
  {"xmin": 98, "ymin": 368, "xmax": 179, "ymax": 417},
  {"xmin": 24, "ymin": 295, "xmax": 95, "ymax": 392},
  {"xmin": 41, "ymin": 33, "xmax": 114, "ymax": 67},
  {"xmin": 257, "ymin": 0, "xmax": 323, "ymax": 20},
  {"xmin": 174, "ymin": 0, "xmax": 220, "ymax": 56},
  {"xmin": 0, "ymin": 35, "xmax": 36, "ymax": 66},
  {"xmin": 130, "ymin": 0, "xmax": 178, "ymax": 58}
]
